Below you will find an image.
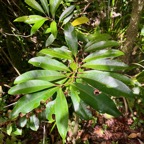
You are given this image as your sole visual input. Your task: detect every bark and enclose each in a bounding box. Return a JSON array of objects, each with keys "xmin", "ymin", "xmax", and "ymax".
[{"xmin": 122, "ymin": 0, "xmax": 144, "ymax": 64}]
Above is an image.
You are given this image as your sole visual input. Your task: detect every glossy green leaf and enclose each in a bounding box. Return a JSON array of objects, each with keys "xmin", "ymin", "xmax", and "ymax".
[
  {"xmin": 14, "ymin": 70, "xmax": 65, "ymax": 84},
  {"xmin": 19, "ymin": 116, "xmax": 28, "ymax": 128},
  {"xmin": 59, "ymin": 5, "xmax": 75, "ymax": 22},
  {"xmin": 8, "ymin": 80, "xmax": 54, "ymax": 94},
  {"xmin": 13, "ymin": 128, "xmax": 22, "ymax": 135},
  {"xmin": 45, "ymin": 34, "xmax": 55, "ymax": 47},
  {"xmin": 85, "ymin": 40, "xmax": 119, "ymax": 52},
  {"xmin": 79, "ymin": 70, "xmax": 132, "ymax": 97},
  {"xmin": 39, "ymin": 47, "xmax": 73, "ymax": 60},
  {"xmin": 11, "ymin": 87, "xmax": 58, "ymax": 119},
  {"xmin": 29, "ymin": 114, "xmax": 39, "ymax": 131},
  {"xmin": 82, "ymin": 58, "xmax": 128, "ymax": 71},
  {"xmin": 88, "ymin": 33, "xmax": 111, "ymax": 41},
  {"xmin": 30, "ymin": 19, "xmax": 47, "ymax": 35},
  {"xmin": 70, "ymin": 86, "xmax": 92, "ymax": 120},
  {"xmin": 25, "ymin": 0, "xmax": 45, "ymax": 14},
  {"xmin": 50, "ymin": 21, "xmax": 57, "ymax": 38},
  {"xmin": 45, "ymin": 100, "xmax": 56, "ymax": 123},
  {"xmin": 136, "ymin": 71, "xmax": 144, "ymax": 83},
  {"xmin": 55, "ymin": 88, "xmax": 68, "ymax": 140},
  {"xmin": 64, "ymin": 23, "xmax": 78, "ymax": 57},
  {"xmin": 29, "ymin": 56, "xmax": 70, "ymax": 71},
  {"xmin": 14, "ymin": 15, "xmax": 47, "ymax": 24},
  {"xmin": 76, "ymin": 30, "xmax": 88, "ymax": 43},
  {"xmin": 44, "ymin": 27, "xmax": 51, "ymax": 34},
  {"xmin": 72, "ymin": 83, "xmax": 121, "ymax": 117},
  {"xmin": 83, "ymin": 49, "xmax": 124, "ymax": 62},
  {"xmin": 50, "ymin": 0, "xmax": 62, "ymax": 18},
  {"xmin": 40, "ymin": 0, "xmax": 49, "ymax": 15},
  {"xmin": 63, "ymin": 13, "xmax": 73, "ymax": 25}
]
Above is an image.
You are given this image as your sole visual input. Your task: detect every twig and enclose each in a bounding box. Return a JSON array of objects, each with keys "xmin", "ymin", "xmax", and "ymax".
[{"xmin": 4, "ymin": 32, "xmax": 31, "ymax": 38}]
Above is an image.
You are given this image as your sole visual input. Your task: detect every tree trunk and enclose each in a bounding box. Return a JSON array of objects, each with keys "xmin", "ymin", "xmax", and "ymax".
[{"xmin": 122, "ymin": 0, "xmax": 144, "ymax": 64}]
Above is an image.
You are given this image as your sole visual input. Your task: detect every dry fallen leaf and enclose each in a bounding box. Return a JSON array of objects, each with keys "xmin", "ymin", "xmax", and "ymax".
[{"xmin": 128, "ymin": 133, "xmax": 141, "ymax": 138}]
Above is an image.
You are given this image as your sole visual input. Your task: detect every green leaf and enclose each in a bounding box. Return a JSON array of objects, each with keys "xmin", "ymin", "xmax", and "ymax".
[
  {"xmin": 29, "ymin": 114, "xmax": 39, "ymax": 131},
  {"xmin": 88, "ymin": 33, "xmax": 111, "ymax": 41},
  {"xmin": 83, "ymin": 49, "xmax": 124, "ymax": 62},
  {"xmin": 82, "ymin": 58, "xmax": 128, "ymax": 71},
  {"xmin": 7, "ymin": 124, "xmax": 12, "ymax": 135},
  {"xmin": 70, "ymin": 86, "xmax": 92, "ymax": 120},
  {"xmin": 30, "ymin": 19, "xmax": 47, "ymax": 35},
  {"xmin": 14, "ymin": 15, "xmax": 47, "ymax": 24},
  {"xmin": 19, "ymin": 116, "xmax": 28, "ymax": 127},
  {"xmin": 49, "ymin": 0, "xmax": 62, "ymax": 18},
  {"xmin": 14, "ymin": 70, "xmax": 65, "ymax": 84},
  {"xmin": 59, "ymin": 5, "xmax": 75, "ymax": 22},
  {"xmin": 44, "ymin": 27, "xmax": 51, "ymax": 34},
  {"xmin": 25, "ymin": 0, "xmax": 45, "ymax": 14},
  {"xmin": 50, "ymin": 21, "xmax": 57, "ymax": 38},
  {"xmin": 45, "ymin": 34, "xmax": 55, "ymax": 47},
  {"xmin": 45, "ymin": 100, "xmax": 56, "ymax": 123},
  {"xmin": 64, "ymin": 23, "xmax": 78, "ymax": 57},
  {"xmin": 11, "ymin": 87, "xmax": 58, "ymax": 119},
  {"xmin": 40, "ymin": 0, "xmax": 49, "ymax": 15},
  {"xmin": 136, "ymin": 71, "xmax": 144, "ymax": 83},
  {"xmin": 55, "ymin": 88, "xmax": 69, "ymax": 140},
  {"xmin": 8, "ymin": 80, "xmax": 54, "ymax": 95},
  {"xmin": 78, "ymin": 70, "xmax": 132, "ymax": 98},
  {"xmin": 39, "ymin": 47, "xmax": 73, "ymax": 60},
  {"xmin": 85, "ymin": 40, "xmax": 119, "ymax": 52},
  {"xmin": 13, "ymin": 128, "xmax": 22, "ymax": 135},
  {"xmin": 29, "ymin": 56, "xmax": 70, "ymax": 71},
  {"xmin": 72, "ymin": 83, "xmax": 121, "ymax": 117},
  {"xmin": 63, "ymin": 13, "xmax": 73, "ymax": 25}
]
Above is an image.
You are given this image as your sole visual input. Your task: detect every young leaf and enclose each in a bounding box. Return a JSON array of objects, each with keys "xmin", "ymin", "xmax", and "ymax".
[
  {"xmin": 78, "ymin": 70, "xmax": 133, "ymax": 98},
  {"xmin": 14, "ymin": 70, "xmax": 65, "ymax": 84},
  {"xmin": 29, "ymin": 56, "xmax": 70, "ymax": 71},
  {"xmin": 11, "ymin": 87, "xmax": 58, "ymax": 119},
  {"xmin": 83, "ymin": 49, "xmax": 124, "ymax": 62},
  {"xmin": 72, "ymin": 83, "xmax": 121, "ymax": 117},
  {"xmin": 50, "ymin": 21, "xmax": 57, "ymax": 38},
  {"xmin": 8, "ymin": 80, "xmax": 54, "ymax": 95},
  {"xmin": 39, "ymin": 47, "xmax": 73, "ymax": 60},
  {"xmin": 14, "ymin": 15, "xmax": 47, "ymax": 24},
  {"xmin": 59, "ymin": 5, "xmax": 75, "ymax": 22},
  {"xmin": 85, "ymin": 40, "xmax": 119, "ymax": 52},
  {"xmin": 55, "ymin": 88, "xmax": 69, "ymax": 140},
  {"xmin": 82, "ymin": 58, "xmax": 128, "ymax": 71},
  {"xmin": 45, "ymin": 34, "xmax": 55, "ymax": 47},
  {"xmin": 29, "ymin": 114, "xmax": 39, "ymax": 131},
  {"xmin": 40, "ymin": 0, "xmax": 49, "ymax": 15},
  {"xmin": 71, "ymin": 16, "xmax": 89, "ymax": 26},
  {"xmin": 25, "ymin": 0, "xmax": 45, "ymax": 14},
  {"xmin": 44, "ymin": 27, "xmax": 51, "ymax": 34},
  {"xmin": 49, "ymin": 0, "xmax": 62, "ymax": 18},
  {"xmin": 70, "ymin": 86, "xmax": 92, "ymax": 120},
  {"xmin": 30, "ymin": 19, "xmax": 47, "ymax": 35},
  {"xmin": 64, "ymin": 23, "xmax": 78, "ymax": 57},
  {"xmin": 45, "ymin": 100, "xmax": 56, "ymax": 123}
]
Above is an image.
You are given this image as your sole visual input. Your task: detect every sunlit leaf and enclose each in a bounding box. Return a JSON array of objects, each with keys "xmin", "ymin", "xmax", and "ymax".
[
  {"xmin": 72, "ymin": 83, "xmax": 121, "ymax": 117},
  {"xmin": 59, "ymin": 5, "xmax": 75, "ymax": 22},
  {"xmin": 13, "ymin": 128, "xmax": 22, "ymax": 135},
  {"xmin": 30, "ymin": 19, "xmax": 47, "ymax": 35},
  {"xmin": 49, "ymin": 0, "xmax": 62, "ymax": 18},
  {"xmin": 82, "ymin": 58, "xmax": 128, "ymax": 71},
  {"xmin": 8, "ymin": 80, "xmax": 54, "ymax": 94},
  {"xmin": 45, "ymin": 34, "xmax": 55, "ymax": 47},
  {"xmin": 40, "ymin": 0, "xmax": 49, "ymax": 15},
  {"xmin": 25, "ymin": 0, "xmax": 45, "ymax": 14},
  {"xmin": 14, "ymin": 15, "xmax": 47, "ymax": 24},
  {"xmin": 71, "ymin": 16, "xmax": 89, "ymax": 26},
  {"xmin": 63, "ymin": 13, "xmax": 73, "ymax": 25},
  {"xmin": 85, "ymin": 40, "xmax": 119, "ymax": 52},
  {"xmin": 39, "ymin": 47, "xmax": 73, "ymax": 60},
  {"xmin": 55, "ymin": 88, "xmax": 69, "ymax": 140},
  {"xmin": 64, "ymin": 23, "xmax": 78, "ymax": 57},
  {"xmin": 83, "ymin": 49, "xmax": 124, "ymax": 62},
  {"xmin": 78, "ymin": 70, "xmax": 133, "ymax": 98},
  {"xmin": 14, "ymin": 70, "xmax": 65, "ymax": 84},
  {"xmin": 19, "ymin": 116, "xmax": 28, "ymax": 128},
  {"xmin": 11, "ymin": 87, "xmax": 58, "ymax": 119},
  {"xmin": 29, "ymin": 114, "xmax": 39, "ymax": 131},
  {"xmin": 70, "ymin": 86, "xmax": 92, "ymax": 120},
  {"xmin": 50, "ymin": 21, "xmax": 57, "ymax": 38},
  {"xmin": 29, "ymin": 56, "xmax": 70, "ymax": 71}
]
